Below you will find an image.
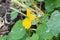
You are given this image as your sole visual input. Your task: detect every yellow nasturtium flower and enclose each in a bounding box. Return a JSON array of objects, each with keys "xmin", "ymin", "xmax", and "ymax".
[
  {"xmin": 23, "ymin": 9, "xmax": 37, "ymax": 30},
  {"xmin": 26, "ymin": 9, "xmax": 37, "ymax": 21},
  {"xmin": 22, "ymin": 18, "xmax": 32, "ymax": 30}
]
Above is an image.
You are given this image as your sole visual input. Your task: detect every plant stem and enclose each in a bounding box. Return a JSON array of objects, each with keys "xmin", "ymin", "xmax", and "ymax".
[
  {"xmin": 10, "ymin": 7, "xmax": 26, "ymax": 16},
  {"xmin": 11, "ymin": 0, "xmax": 44, "ymax": 17}
]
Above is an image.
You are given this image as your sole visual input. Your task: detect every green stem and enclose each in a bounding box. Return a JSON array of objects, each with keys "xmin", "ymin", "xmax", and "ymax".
[{"xmin": 11, "ymin": 0, "xmax": 44, "ymax": 16}]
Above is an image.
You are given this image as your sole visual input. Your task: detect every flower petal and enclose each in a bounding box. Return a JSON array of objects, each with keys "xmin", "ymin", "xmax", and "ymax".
[{"xmin": 22, "ymin": 18, "xmax": 32, "ymax": 30}]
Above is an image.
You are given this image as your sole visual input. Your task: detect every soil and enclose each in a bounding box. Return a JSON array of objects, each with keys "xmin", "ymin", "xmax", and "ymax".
[{"xmin": 0, "ymin": 0, "xmax": 15, "ymax": 37}]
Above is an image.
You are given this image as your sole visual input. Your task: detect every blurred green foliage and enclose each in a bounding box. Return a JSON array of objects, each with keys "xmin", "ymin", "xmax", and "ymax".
[{"xmin": 0, "ymin": 0, "xmax": 60, "ymax": 40}]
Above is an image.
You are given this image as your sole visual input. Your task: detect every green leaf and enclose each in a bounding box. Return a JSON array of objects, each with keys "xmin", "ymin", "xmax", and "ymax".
[
  {"xmin": 18, "ymin": 0, "xmax": 26, "ymax": 2},
  {"xmin": 47, "ymin": 10, "xmax": 60, "ymax": 36},
  {"xmin": 55, "ymin": 0, "xmax": 60, "ymax": 8},
  {"xmin": 36, "ymin": 10, "xmax": 60, "ymax": 40},
  {"xmin": 7, "ymin": 20, "xmax": 26, "ymax": 40},
  {"xmin": 36, "ymin": 22, "xmax": 53, "ymax": 40},
  {"xmin": 40, "ymin": 14, "xmax": 48, "ymax": 23},
  {"xmin": 19, "ymin": 34, "xmax": 28, "ymax": 40},
  {"xmin": 21, "ymin": 8, "xmax": 26, "ymax": 11},
  {"xmin": 26, "ymin": 34, "xmax": 39, "ymax": 40},
  {"xmin": 10, "ymin": 11, "xmax": 18, "ymax": 20},
  {"xmin": 26, "ymin": 2, "xmax": 32, "ymax": 6},
  {"xmin": 45, "ymin": 0, "xmax": 55, "ymax": 12},
  {"xmin": 37, "ymin": 0, "xmax": 44, "ymax": 2},
  {"xmin": 32, "ymin": 20, "xmax": 38, "ymax": 25},
  {"xmin": 0, "ymin": 36, "xmax": 7, "ymax": 40},
  {"xmin": 45, "ymin": 0, "xmax": 60, "ymax": 12}
]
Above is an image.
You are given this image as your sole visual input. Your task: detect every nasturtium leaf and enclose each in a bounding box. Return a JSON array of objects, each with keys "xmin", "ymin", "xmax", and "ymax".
[
  {"xmin": 19, "ymin": 35, "xmax": 27, "ymax": 40},
  {"xmin": 36, "ymin": 22, "xmax": 53, "ymax": 40},
  {"xmin": 36, "ymin": 10, "xmax": 60, "ymax": 40},
  {"xmin": 32, "ymin": 20, "xmax": 38, "ymax": 25},
  {"xmin": 45, "ymin": 0, "xmax": 55, "ymax": 12},
  {"xmin": 40, "ymin": 14, "xmax": 48, "ymax": 23},
  {"xmin": 55, "ymin": 0, "xmax": 60, "ymax": 8},
  {"xmin": 47, "ymin": 10, "xmax": 60, "ymax": 36},
  {"xmin": 45, "ymin": 0, "xmax": 60, "ymax": 12},
  {"xmin": 26, "ymin": 2, "xmax": 32, "ymax": 6},
  {"xmin": 26, "ymin": 34, "xmax": 39, "ymax": 40},
  {"xmin": 0, "ymin": 36, "xmax": 7, "ymax": 40},
  {"xmin": 10, "ymin": 10, "xmax": 18, "ymax": 20},
  {"xmin": 7, "ymin": 20, "xmax": 26, "ymax": 40},
  {"xmin": 18, "ymin": 0, "xmax": 26, "ymax": 2},
  {"xmin": 21, "ymin": 8, "xmax": 26, "ymax": 11},
  {"xmin": 37, "ymin": 0, "xmax": 44, "ymax": 2}
]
